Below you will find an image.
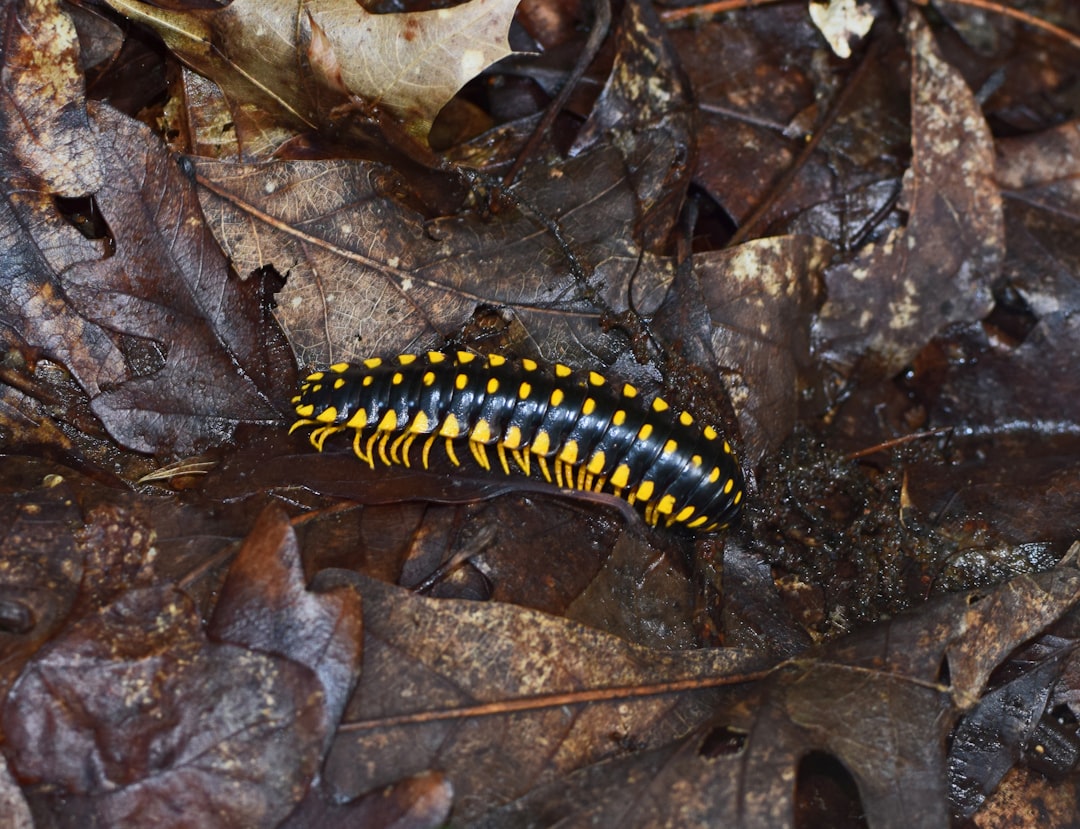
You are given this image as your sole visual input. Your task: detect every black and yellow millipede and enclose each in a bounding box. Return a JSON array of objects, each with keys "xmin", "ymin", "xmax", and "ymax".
[{"xmin": 290, "ymin": 352, "xmax": 744, "ymax": 533}]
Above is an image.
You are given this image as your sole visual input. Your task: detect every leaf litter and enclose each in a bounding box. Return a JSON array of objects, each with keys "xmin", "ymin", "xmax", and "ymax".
[{"xmin": 0, "ymin": 0, "xmax": 1078, "ymax": 824}]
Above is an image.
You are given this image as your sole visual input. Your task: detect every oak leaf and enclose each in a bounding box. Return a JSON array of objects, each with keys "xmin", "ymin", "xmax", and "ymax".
[{"xmin": 104, "ymin": 0, "xmax": 519, "ymax": 140}]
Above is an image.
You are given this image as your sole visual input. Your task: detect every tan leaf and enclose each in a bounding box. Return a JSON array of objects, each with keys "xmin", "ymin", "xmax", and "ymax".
[
  {"xmin": 307, "ymin": 0, "xmax": 516, "ymax": 135},
  {"xmin": 103, "ymin": 0, "xmax": 518, "ymax": 141}
]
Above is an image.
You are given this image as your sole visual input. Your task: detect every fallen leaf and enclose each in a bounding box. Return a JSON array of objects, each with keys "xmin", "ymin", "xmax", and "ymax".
[
  {"xmin": 105, "ymin": 0, "xmax": 519, "ymax": 141},
  {"xmin": 688, "ymin": 236, "xmax": 830, "ymax": 463},
  {"xmin": 808, "ymin": 0, "xmax": 877, "ymax": 59},
  {"xmin": 1, "ymin": 0, "xmax": 101, "ymax": 194},
  {"xmin": 322, "ymin": 574, "xmax": 766, "ymax": 821},
  {"xmin": 3, "ymin": 584, "xmax": 326, "ymax": 827},
  {"xmin": 813, "ymin": 9, "xmax": 1004, "ymax": 376},
  {"xmin": 208, "ymin": 505, "xmax": 364, "ymax": 750},
  {"xmin": 308, "ymin": 0, "xmax": 517, "ymax": 136},
  {"xmin": 471, "ymin": 564, "xmax": 1080, "ymax": 826},
  {"xmin": 59, "ymin": 103, "xmax": 293, "ymax": 453}
]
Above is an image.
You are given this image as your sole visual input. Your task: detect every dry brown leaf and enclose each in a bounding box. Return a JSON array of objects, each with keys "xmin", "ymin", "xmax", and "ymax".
[
  {"xmin": 60, "ymin": 103, "xmax": 289, "ymax": 454},
  {"xmin": 105, "ymin": 0, "xmax": 518, "ymax": 141},
  {"xmin": 307, "ymin": 0, "xmax": 516, "ymax": 136},
  {"xmin": 194, "ymin": 145, "xmax": 672, "ymax": 369}
]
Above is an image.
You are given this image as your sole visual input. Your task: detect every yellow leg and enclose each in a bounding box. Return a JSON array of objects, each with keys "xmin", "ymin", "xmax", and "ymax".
[
  {"xmin": 512, "ymin": 448, "xmax": 531, "ymax": 476},
  {"xmin": 289, "ymin": 418, "xmax": 315, "ymax": 435},
  {"xmin": 421, "ymin": 434, "xmax": 438, "ymax": 469},
  {"xmin": 310, "ymin": 425, "xmax": 340, "ymax": 451},
  {"xmin": 496, "ymin": 443, "xmax": 511, "ymax": 476},
  {"xmin": 469, "ymin": 440, "xmax": 491, "ymax": 471},
  {"xmin": 390, "ymin": 430, "xmax": 410, "ymax": 465},
  {"xmin": 536, "ymin": 455, "xmax": 551, "ymax": 482},
  {"xmin": 351, "ymin": 430, "xmax": 366, "ymax": 463},
  {"xmin": 364, "ymin": 433, "xmax": 380, "ymax": 469},
  {"xmin": 378, "ymin": 431, "xmax": 393, "ymax": 466},
  {"xmin": 445, "ymin": 438, "xmax": 461, "ymax": 467},
  {"xmin": 398, "ymin": 431, "xmax": 419, "ymax": 467}
]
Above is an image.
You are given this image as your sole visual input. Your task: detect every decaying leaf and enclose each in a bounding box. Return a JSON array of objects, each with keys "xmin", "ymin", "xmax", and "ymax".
[
  {"xmin": 1, "ymin": 500, "xmax": 365, "ymax": 826},
  {"xmin": 1, "ymin": 0, "xmax": 101, "ymax": 194},
  {"xmin": 4, "ymin": 583, "xmax": 325, "ymax": 826},
  {"xmin": 469, "ymin": 564, "xmax": 1080, "ymax": 826},
  {"xmin": 193, "ymin": 0, "xmax": 694, "ymax": 372},
  {"xmin": 209, "ymin": 506, "xmax": 364, "ymax": 749},
  {"xmin": 323, "ymin": 573, "xmax": 767, "ymax": 818},
  {"xmin": 813, "ymin": 9, "xmax": 1004, "ymax": 376},
  {"xmin": 60, "ymin": 103, "xmax": 290, "ymax": 454},
  {"xmin": 0, "ymin": 0, "xmax": 124, "ymax": 397},
  {"xmin": 691, "ymin": 236, "xmax": 831, "ymax": 463},
  {"xmin": 105, "ymin": 0, "xmax": 519, "ymax": 141}
]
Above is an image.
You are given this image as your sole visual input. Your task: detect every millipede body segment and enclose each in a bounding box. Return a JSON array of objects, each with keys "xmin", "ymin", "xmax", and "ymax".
[{"xmin": 290, "ymin": 352, "xmax": 744, "ymax": 532}]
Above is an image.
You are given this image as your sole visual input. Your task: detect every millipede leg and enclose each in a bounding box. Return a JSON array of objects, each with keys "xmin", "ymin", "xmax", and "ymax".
[
  {"xmin": 310, "ymin": 425, "xmax": 339, "ymax": 451},
  {"xmin": 364, "ymin": 433, "xmax": 380, "ymax": 469},
  {"xmin": 289, "ymin": 419, "xmax": 315, "ymax": 435},
  {"xmin": 469, "ymin": 440, "xmax": 491, "ymax": 470},
  {"xmin": 390, "ymin": 430, "xmax": 410, "ymax": 465},
  {"xmin": 496, "ymin": 443, "xmax": 511, "ymax": 476},
  {"xmin": 399, "ymin": 431, "xmax": 419, "ymax": 467},
  {"xmin": 378, "ymin": 431, "xmax": 393, "ymax": 466},
  {"xmin": 536, "ymin": 455, "xmax": 551, "ymax": 482},
  {"xmin": 352, "ymin": 430, "xmax": 368, "ymax": 463},
  {"xmin": 445, "ymin": 438, "xmax": 461, "ymax": 467},
  {"xmin": 577, "ymin": 466, "xmax": 591, "ymax": 491},
  {"xmin": 512, "ymin": 448, "xmax": 531, "ymax": 476},
  {"xmin": 421, "ymin": 434, "xmax": 438, "ymax": 469}
]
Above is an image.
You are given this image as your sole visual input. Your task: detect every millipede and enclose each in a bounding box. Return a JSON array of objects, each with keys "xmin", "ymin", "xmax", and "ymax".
[{"xmin": 290, "ymin": 352, "xmax": 744, "ymax": 533}]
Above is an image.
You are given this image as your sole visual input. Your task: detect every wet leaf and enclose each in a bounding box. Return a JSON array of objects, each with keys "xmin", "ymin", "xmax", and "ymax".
[
  {"xmin": 693, "ymin": 236, "xmax": 830, "ymax": 463},
  {"xmin": 208, "ymin": 505, "xmax": 364, "ymax": 748},
  {"xmin": 193, "ymin": 0, "xmax": 692, "ymax": 371},
  {"xmin": 60, "ymin": 103, "xmax": 292, "ymax": 453},
  {"xmin": 322, "ymin": 574, "xmax": 766, "ymax": 819},
  {"xmin": 2, "ymin": 0, "xmax": 101, "ymax": 194},
  {"xmin": 813, "ymin": 10, "xmax": 1004, "ymax": 376},
  {"xmin": 3, "ymin": 584, "xmax": 326, "ymax": 827},
  {"xmin": 472, "ymin": 565, "xmax": 1080, "ymax": 827}
]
